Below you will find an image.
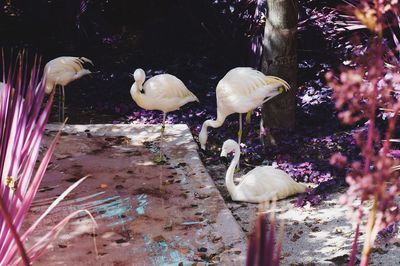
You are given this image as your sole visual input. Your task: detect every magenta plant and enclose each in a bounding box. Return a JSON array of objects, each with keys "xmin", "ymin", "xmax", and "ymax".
[
  {"xmin": 326, "ymin": 1, "xmax": 400, "ymax": 265},
  {"xmin": 246, "ymin": 210, "xmax": 283, "ymax": 266},
  {"xmin": 0, "ymin": 53, "xmax": 94, "ymax": 265}
]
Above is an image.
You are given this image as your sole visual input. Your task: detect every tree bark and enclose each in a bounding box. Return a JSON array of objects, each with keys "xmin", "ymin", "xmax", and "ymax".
[{"xmin": 261, "ymin": 0, "xmax": 297, "ymax": 145}]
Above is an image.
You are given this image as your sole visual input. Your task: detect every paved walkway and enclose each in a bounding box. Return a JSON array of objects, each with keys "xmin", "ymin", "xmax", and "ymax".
[{"xmin": 24, "ymin": 124, "xmax": 246, "ymax": 266}]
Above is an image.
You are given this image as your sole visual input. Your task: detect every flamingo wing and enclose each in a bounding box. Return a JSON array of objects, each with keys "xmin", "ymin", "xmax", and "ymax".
[
  {"xmin": 239, "ymin": 166, "xmax": 305, "ymax": 200},
  {"xmin": 216, "ymin": 67, "xmax": 289, "ymax": 113},
  {"xmin": 45, "ymin": 57, "xmax": 92, "ymax": 76},
  {"xmin": 144, "ymin": 74, "xmax": 198, "ymax": 101}
]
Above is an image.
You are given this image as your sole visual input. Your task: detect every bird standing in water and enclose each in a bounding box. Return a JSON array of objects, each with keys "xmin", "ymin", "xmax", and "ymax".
[
  {"xmin": 43, "ymin": 56, "xmax": 93, "ymax": 121},
  {"xmin": 199, "ymin": 67, "xmax": 290, "ymax": 150},
  {"xmin": 130, "ymin": 68, "xmax": 199, "ymax": 162}
]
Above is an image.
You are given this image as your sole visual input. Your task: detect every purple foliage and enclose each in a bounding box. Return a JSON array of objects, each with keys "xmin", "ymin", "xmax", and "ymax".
[
  {"xmin": 389, "ymin": 149, "xmax": 400, "ymax": 159},
  {"xmin": 326, "ymin": 1, "xmax": 400, "ymax": 264},
  {"xmin": 0, "ymin": 53, "xmax": 53, "ymax": 265},
  {"xmin": 76, "ymin": 0, "xmax": 91, "ymax": 29},
  {"xmin": 0, "ymin": 52, "xmax": 93, "ymax": 265},
  {"xmin": 375, "ymin": 223, "xmax": 398, "ymax": 244}
]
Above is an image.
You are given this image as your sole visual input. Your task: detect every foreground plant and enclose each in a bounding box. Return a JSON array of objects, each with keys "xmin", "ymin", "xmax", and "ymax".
[
  {"xmin": 246, "ymin": 204, "xmax": 283, "ymax": 266},
  {"xmin": 0, "ymin": 53, "xmax": 95, "ymax": 265},
  {"xmin": 326, "ymin": 1, "xmax": 400, "ymax": 265}
]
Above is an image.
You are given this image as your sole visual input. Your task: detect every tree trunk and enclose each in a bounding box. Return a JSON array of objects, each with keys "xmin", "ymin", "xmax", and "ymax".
[{"xmin": 261, "ymin": 0, "xmax": 297, "ymax": 145}]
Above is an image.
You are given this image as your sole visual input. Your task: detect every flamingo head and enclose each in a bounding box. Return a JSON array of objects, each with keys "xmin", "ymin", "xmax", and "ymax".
[
  {"xmin": 133, "ymin": 68, "xmax": 146, "ymax": 85},
  {"xmin": 263, "ymin": 85, "xmax": 285, "ymax": 103},
  {"xmin": 198, "ymin": 122, "xmax": 209, "ymax": 150},
  {"xmin": 220, "ymin": 139, "xmax": 239, "ymax": 157},
  {"xmin": 43, "ymin": 79, "xmax": 55, "ymax": 94}
]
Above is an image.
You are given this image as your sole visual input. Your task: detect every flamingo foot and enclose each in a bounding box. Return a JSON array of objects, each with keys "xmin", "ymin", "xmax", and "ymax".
[{"xmin": 153, "ymin": 154, "xmax": 167, "ymax": 164}]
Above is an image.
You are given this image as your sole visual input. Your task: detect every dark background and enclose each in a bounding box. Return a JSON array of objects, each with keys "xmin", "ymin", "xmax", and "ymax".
[
  {"xmin": 0, "ymin": 0, "xmax": 250, "ymax": 67},
  {"xmin": 0, "ymin": 0, "xmax": 260, "ymax": 123}
]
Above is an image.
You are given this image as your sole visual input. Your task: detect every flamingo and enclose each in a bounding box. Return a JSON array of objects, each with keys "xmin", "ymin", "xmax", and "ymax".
[
  {"xmin": 198, "ymin": 67, "xmax": 290, "ymax": 150},
  {"xmin": 43, "ymin": 56, "xmax": 93, "ymax": 121},
  {"xmin": 130, "ymin": 68, "xmax": 199, "ymax": 162},
  {"xmin": 220, "ymin": 139, "xmax": 307, "ymax": 203}
]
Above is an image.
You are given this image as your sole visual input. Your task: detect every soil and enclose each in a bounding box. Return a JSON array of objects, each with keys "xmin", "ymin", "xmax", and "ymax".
[{"xmin": 203, "ymin": 162, "xmax": 400, "ymax": 265}]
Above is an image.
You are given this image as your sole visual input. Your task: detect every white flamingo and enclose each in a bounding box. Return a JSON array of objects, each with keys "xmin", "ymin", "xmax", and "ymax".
[
  {"xmin": 220, "ymin": 139, "xmax": 307, "ymax": 203},
  {"xmin": 198, "ymin": 67, "xmax": 290, "ymax": 150},
  {"xmin": 130, "ymin": 68, "xmax": 199, "ymax": 161},
  {"xmin": 43, "ymin": 56, "xmax": 93, "ymax": 121}
]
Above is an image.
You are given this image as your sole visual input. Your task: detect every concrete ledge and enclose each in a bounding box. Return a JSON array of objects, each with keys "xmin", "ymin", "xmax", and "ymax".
[{"xmin": 24, "ymin": 124, "xmax": 246, "ymax": 265}]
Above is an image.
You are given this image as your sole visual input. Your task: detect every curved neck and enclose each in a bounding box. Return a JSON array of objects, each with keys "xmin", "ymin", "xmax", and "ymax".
[
  {"xmin": 134, "ymin": 82, "xmax": 143, "ymax": 92},
  {"xmin": 131, "ymin": 83, "xmax": 143, "ymax": 101},
  {"xmin": 225, "ymin": 145, "xmax": 241, "ymax": 196},
  {"xmin": 39, "ymin": 78, "xmax": 54, "ymax": 94},
  {"xmin": 138, "ymin": 82, "xmax": 144, "ymax": 90},
  {"xmin": 201, "ymin": 110, "xmax": 227, "ymax": 135},
  {"xmin": 205, "ymin": 118, "xmax": 224, "ymax": 129}
]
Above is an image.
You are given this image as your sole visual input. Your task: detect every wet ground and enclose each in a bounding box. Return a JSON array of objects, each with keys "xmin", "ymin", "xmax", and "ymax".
[{"xmin": 24, "ymin": 124, "xmax": 246, "ymax": 265}]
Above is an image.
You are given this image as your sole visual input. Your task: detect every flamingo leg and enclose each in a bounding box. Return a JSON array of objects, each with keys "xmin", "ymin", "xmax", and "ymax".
[
  {"xmin": 61, "ymin": 86, "xmax": 65, "ymax": 122},
  {"xmin": 160, "ymin": 112, "xmax": 166, "ymax": 157},
  {"xmin": 238, "ymin": 113, "xmax": 242, "ymax": 145},
  {"xmin": 245, "ymin": 110, "xmax": 252, "ymax": 123},
  {"xmin": 260, "ymin": 118, "xmax": 265, "ymax": 145},
  {"xmin": 237, "ymin": 113, "xmax": 243, "ymax": 171},
  {"xmin": 155, "ymin": 112, "xmax": 167, "ymax": 163},
  {"xmin": 57, "ymin": 86, "xmax": 62, "ymax": 122},
  {"xmin": 260, "ymin": 118, "xmax": 276, "ymax": 146}
]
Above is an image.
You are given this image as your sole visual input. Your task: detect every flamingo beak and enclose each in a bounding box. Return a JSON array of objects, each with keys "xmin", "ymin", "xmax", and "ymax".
[
  {"xmin": 263, "ymin": 88, "xmax": 281, "ymax": 103},
  {"xmin": 220, "ymin": 150, "xmax": 227, "ymax": 157},
  {"xmin": 220, "ymin": 150, "xmax": 229, "ymax": 166}
]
